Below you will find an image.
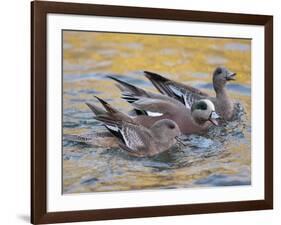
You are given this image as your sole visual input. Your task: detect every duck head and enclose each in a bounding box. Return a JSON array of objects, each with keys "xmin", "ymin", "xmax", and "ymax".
[
  {"xmin": 212, "ymin": 67, "xmax": 236, "ymax": 92},
  {"xmin": 151, "ymin": 119, "xmax": 181, "ymax": 144},
  {"xmin": 191, "ymin": 99, "xmax": 220, "ymax": 126}
]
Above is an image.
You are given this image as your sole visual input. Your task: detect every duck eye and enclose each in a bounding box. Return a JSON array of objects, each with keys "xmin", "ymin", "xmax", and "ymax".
[
  {"xmin": 168, "ymin": 123, "xmax": 175, "ymax": 129},
  {"xmin": 216, "ymin": 68, "xmax": 222, "ymax": 74}
]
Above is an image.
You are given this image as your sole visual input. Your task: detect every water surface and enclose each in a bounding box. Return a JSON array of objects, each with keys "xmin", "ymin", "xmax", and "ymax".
[{"xmin": 63, "ymin": 31, "xmax": 251, "ymax": 193}]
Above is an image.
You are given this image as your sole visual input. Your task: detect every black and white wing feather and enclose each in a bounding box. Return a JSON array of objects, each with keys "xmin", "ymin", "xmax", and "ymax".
[
  {"xmin": 144, "ymin": 71, "xmax": 210, "ymax": 108},
  {"xmin": 121, "ymin": 124, "xmax": 148, "ymax": 150},
  {"xmin": 167, "ymin": 85, "xmax": 205, "ymax": 109},
  {"xmin": 94, "ymin": 114, "xmax": 152, "ymax": 155},
  {"xmin": 107, "ymin": 76, "xmax": 149, "ymax": 103},
  {"xmin": 94, "ymin": 114, "xmax": 126, "ymax": 143}
]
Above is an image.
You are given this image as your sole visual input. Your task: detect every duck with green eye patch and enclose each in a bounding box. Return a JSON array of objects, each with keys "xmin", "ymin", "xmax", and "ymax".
[
  {"xmin": 191, "ymin": 99, "xmax": 220, "ymax": 126},
  {"xmin": 107, "ymin": 76, "xmax": 221, "ymax": 135}
]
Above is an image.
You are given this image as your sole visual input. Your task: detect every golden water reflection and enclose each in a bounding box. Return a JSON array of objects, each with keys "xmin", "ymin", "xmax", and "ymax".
[{"xmin": 63, "ymin": 31, "xmax": 251, "ymax": 193}]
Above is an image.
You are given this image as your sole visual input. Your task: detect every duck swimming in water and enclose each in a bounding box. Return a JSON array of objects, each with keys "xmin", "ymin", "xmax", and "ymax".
[
  {"xmin": 144, "ymin": 66, "xmax": 236, "ymax": 120},
  {"xmin": 86, "ymin": 97, "xmax": 182, "ymax": 157},
  {"xmin": 108, "ymin": 76, "xmax": 220, "ymax": 134}
]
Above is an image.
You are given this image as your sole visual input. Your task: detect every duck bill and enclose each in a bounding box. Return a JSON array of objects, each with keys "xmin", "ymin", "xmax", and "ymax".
[
  {"xmin": 226, "ymin": 72, "xmax": 236, "ymax": 81},
  {"xmin": 209, "ymin": 111, "xmax": 220, "ymax": 126},
  {"xmin": 209, "ymin": 118, "xmax": 219, "ymax": 126}
]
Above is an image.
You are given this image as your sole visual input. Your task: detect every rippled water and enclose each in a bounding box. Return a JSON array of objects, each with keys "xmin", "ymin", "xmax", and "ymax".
[{"xmin": 63, "ymin": 31, "xmax": 251, "ymax": 194}]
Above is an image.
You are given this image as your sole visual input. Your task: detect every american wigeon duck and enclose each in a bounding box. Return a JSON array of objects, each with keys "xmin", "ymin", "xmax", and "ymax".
[
  {"xmin": 144, "ymin": 66, "xmax": 236, "ymax": 120},
  {"xmin": 108, "ymin": 76, "xmax": 220, "ymax": 134},
  {"xmin": 86, "ymin": 97, "xmax": 181, "ymax": 157}
]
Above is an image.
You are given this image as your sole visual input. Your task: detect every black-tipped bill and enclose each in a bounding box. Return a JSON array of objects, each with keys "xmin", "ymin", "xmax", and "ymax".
[{"xmin": 208, "ymin": 111, "xmax": 220, "ymax": 126}]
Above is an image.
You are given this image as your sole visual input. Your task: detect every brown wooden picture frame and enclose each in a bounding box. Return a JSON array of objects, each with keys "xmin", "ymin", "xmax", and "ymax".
[{"xmin": 31, "ymin": 1, "xmax": 273, "ymax": 224}]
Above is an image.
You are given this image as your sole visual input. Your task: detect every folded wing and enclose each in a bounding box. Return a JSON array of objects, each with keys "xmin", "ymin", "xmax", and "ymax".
[
  {"xmin": 95, "ymin": 114, "xmax": 152, "ymax": 156},
  {"xmin": 144, "ymin": 71, "xmax": 209, "ymax": 109},
  {"xmin": 108, "ymin": 75, "xmax": 180, "ymax": 116}
]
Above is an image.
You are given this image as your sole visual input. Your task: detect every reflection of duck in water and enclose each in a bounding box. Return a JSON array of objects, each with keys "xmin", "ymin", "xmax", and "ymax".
[
  {"xmin": 64, "ymin": 131, "xmax": 120, "ymax": 148},
  {"xmin": 108, "ymin": 76, "xmax": 220, "ymax": 134},
  {"xmin": 143, "ymin": 66, "xmax": 236, "ymax": 120}
]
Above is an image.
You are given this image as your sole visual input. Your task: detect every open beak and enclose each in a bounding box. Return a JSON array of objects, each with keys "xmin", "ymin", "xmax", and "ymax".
[
  {"xmin": 208, "ymin": 111, "xmax": 220, "ymax": 126},
  {"xmin": 226, "ymin": 72, "xmax": 236, "ymax": 81}
]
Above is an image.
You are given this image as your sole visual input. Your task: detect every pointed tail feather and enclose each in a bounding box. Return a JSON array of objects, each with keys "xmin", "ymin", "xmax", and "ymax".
[
  {"xmin": 94, "ymin": 96, "xmax": 118, "ymax": 114},
  {"xmin": 107, "ymin": 75, "xmax": 148, "ymax": 97},
  {"xmin": 144, "ymin": 71, "xmax": 170, "ymax": 83},
  {"xmin": 89, "ymin": 96, "xmax": 134, "ymax": 123},
  {"xmin": 85, "ymin": 102, "xmax": 106, "ymax": 116},
  {"xmin": 143, "ymin": 71, "xmax": 175, "ymax": 96},
  {"xmin": 94, "ymin": 114, "xmax": 122, "ymax": 127}
]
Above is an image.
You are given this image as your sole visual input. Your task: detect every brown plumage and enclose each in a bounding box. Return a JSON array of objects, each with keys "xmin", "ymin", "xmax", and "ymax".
[
  {"xmin": 108, "ymin": 76, "xmax": 220, "ymax": 134},
  {"xmin": 86, "ymin": 98, "xmax": 181, "ymax": 157}
]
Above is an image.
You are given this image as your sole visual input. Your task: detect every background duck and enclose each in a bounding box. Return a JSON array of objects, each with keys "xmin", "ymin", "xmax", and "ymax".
[{"xmin": 144, "ymin": 66, "xmax": 236, "ymax": 120}]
